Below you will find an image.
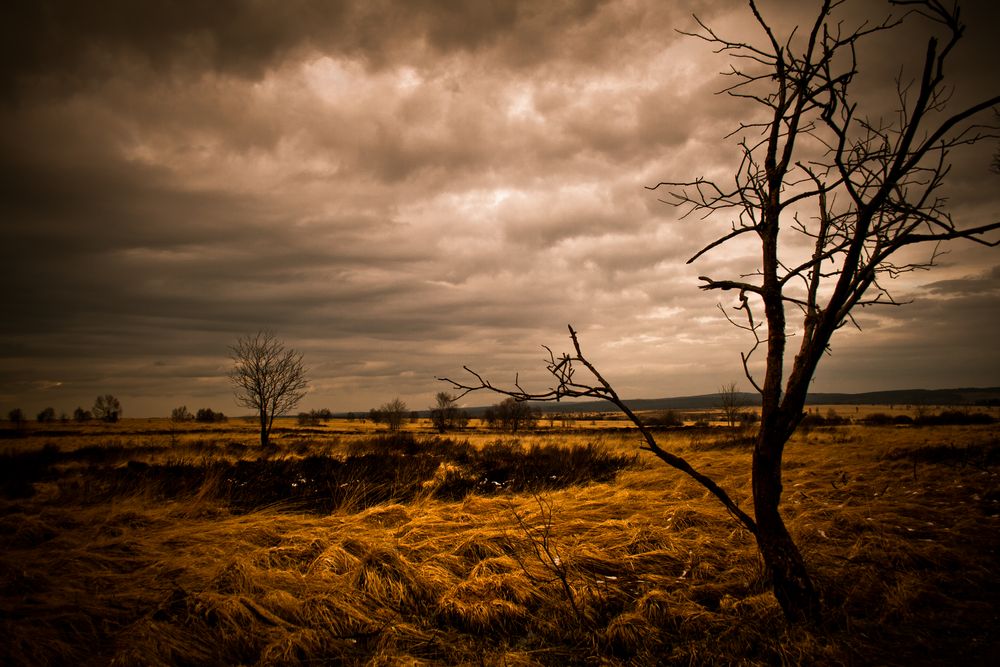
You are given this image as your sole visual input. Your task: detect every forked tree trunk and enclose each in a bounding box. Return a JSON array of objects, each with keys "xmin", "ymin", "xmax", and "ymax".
[
  {"xmin": 756, "ymin": 223, "xmax": 822, "ymax": 623},
  {"xmin": 752, "ymin": 427, "xmax": 821, "ymax": 624}
]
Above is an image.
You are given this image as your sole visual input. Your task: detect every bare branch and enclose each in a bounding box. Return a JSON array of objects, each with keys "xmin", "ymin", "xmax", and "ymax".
[{"xmin": 440, "ymin": 326, "xmax": 759, "ymax": 536}]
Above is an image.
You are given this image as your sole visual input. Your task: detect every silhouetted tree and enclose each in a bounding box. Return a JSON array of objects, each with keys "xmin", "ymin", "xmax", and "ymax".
[
  {"xmin": 496, "ymin": 397, "xmax": 537, "ymax": 432},
  {"xmin": 718, "ymin": 382, "xmax": 745, "ymax": 429},
  {"xmin": 444, "ymin": 0, "xmax": 999, "ymax": 624},
  {"xmin": 8, "ymin": 408, "xmax": 25, "ymax": 429},
  {"xmin": 229, "ymin": 331, "xmax": 308, "ymax": 447},
  {"xmin": 380, "ymin": 398, "xmax": 409, "ymax": 432},
  {"xmin": 73, "ymin": 407, "xmax": 92, "ymax": 422},
  {"xmin": 482, "ymin": 406, "xmax": 498, "ymax": 429},
  {"xmin": 479, "ymin": 398, "xmax": 537, "ymax": 432},
  {"xmin": 171, "ymin": 406, "xmax": 193, "ymax": 422},
  {"xmin": 36, "ymin": 407, "xmax": 56, "ymax": 423},
  {"xmin": 430, "ymin": 391, "xmax": 463, "ymax": 433},
  {"xmin": 93, "ymin": 394, "xmax": 122, "ymax": 422}
]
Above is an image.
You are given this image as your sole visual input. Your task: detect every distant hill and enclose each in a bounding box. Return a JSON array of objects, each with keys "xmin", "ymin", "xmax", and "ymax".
[{"xmin": 493, "ymin": 386, "xmax": 1000, "ymax": 415}]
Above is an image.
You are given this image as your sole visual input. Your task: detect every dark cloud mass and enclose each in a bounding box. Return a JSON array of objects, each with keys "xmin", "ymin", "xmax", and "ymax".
[{"xmin": 2, "ymin": 0, "xmax": 998, "ymax": 416}]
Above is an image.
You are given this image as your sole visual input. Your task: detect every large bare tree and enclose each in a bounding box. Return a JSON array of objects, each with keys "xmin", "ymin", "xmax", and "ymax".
[
  {"xmin": 443, "ymin": 0, "xmax": 999, "ymax": 624},
  {"xmin": 229, "ymin": 331, "xmax": 308, "ymax": 447}
]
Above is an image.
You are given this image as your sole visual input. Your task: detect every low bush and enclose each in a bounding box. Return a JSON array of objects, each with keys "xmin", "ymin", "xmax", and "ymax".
[
  {"xmin": 642, "ymin": 411, "xmax": 683, "ymax": 428},
  {"xmin": 40, "ymin": 434, "xmax": 638, "ymax": 512},
  {"xmin": 863, "ymin": 413, "xmax": 914, "ymax": 426}
]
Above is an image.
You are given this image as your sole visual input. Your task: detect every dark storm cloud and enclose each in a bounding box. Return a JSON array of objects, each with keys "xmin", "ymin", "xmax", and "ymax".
[
  {"xmin": 0, "ymin": 0, "xmax": 616, "ymax": 95},
  {"xmin": 2, "ymin": 0, "xmax": 997, "ymax": 416}
]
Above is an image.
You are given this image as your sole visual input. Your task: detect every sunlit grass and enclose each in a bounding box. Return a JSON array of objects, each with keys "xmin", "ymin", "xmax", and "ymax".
[{"xmin": 1, "ymin": 417, "xmax": 997, "ymax": 664}]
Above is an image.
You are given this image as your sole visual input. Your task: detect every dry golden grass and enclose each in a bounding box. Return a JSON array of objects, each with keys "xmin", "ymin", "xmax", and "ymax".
[{"xmin": 1, "ymin": 418, "xmax": 998, "ymax": 665}]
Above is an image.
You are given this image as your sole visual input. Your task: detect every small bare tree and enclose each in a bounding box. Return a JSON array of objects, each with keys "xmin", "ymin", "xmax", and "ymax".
[
  {"xmin": 718, "ymin": 382, "xmax": 745, "ymax": 429},
  {"xmin": 444, "ymin": 0, "xmax": 999, "ymax": 624},
  {"xmin": 430, "ymin": 391, "xmax": 459, "ymax": 433},
  {"xmin": 379, "ymin": 397, "xmax": 409, "ymax": 432},
  {"xmin": 229, "ymin": 331, "xmax": 308, "ymax": 447},
  {"xmin": 7, "ymin": 408, "xmax": 25, "ymax": 430}
]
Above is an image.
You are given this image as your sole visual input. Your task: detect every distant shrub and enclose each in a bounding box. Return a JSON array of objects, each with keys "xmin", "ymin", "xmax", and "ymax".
[
  {"xmin": 643, "ymin": 410, "xmax": 683, "ymax": 428},
  {"xmin": 195, "ymin": 408, "xmax": 227, "ymax": 423},
  {"xmin": 863, "ymin": 412, "xmax": 893, "ymax": 426},
  {"xmin": 297, "ymin": 411, "xmax": 321, "ymax": 426},
  {"xmin": 863, "ymin": 413, "xmax": 914, "ymax": 426},
  {"xmin": 800, "ymin": 410, "xmax": 850, "ymax": 429},
  {"xmin": 297, "ymin": 409, "xmax": 332, "ymax": 426}
]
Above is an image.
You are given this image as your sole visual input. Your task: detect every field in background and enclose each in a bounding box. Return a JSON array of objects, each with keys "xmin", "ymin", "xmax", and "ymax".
[{"xmin": 1, "ymin": 411, "xmax": 998, "ymax": 665}]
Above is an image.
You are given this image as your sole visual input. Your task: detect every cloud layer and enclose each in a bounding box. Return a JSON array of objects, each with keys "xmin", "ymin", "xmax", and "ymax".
[{"xmin": 2, "ymin": 0, "xmax": 998, "ymax": 416}]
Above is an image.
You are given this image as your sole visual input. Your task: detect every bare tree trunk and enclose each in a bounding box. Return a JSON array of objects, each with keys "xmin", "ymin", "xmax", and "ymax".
[
  {"xmin": 753, "ymin": 423, "xmax": 820, "ymax": 624},
  {"xmin": 755, "ymin": 217, "xmax": 821, "ymax": 623},
  {"xmin": 259, "ymin": 410, "xmax": 270, "ymax": 447}
]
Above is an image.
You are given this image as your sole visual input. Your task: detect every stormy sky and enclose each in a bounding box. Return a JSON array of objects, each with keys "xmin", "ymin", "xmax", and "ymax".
[{"xmin": 2, "ymin": 0, "xmax": 998, "ymax": 418}]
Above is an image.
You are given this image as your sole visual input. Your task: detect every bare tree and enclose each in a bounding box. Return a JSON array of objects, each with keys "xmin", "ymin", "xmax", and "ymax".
[
  {"xmin": 379, "ymin": 397, "xmax": 409, "ymax": 432},
  {"xmin": 430, "ymin": 391, "xmax": 462, "ymax": 433},
  {"xmin": 229, "ymin": 331, "xmax": 308, "ymax": 447},
  {"xmin": 7, "ymin": 408, "xmax": 25, "ymax": 430},
  {"xmin": 495, "ymin": 397, "xmax": 537, "ymax": 432},
  {"xmin": 93, "ymin": 394, "xmax": 122, "ymax": 422},
  {"xmin": 170, "ymin": 405, "xmax": 193, "ymax": 422},
  {"xmin": 444, "ymin": 0, "xmax": 999, "ymax": 624},
  {"xmin": 718, "ymin": 382, "xmax": 745, "ymax": 429}
]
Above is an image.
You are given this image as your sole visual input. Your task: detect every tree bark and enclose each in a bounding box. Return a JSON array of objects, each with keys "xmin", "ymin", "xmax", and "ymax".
[
  {"xmin": 259, "ymin": 410, "xmax": 270, "ymax": 447},
  {"xmin": 752, "ymin": 424, "xmax": 821, "ymax": 624},
  {"xmin": 756, "ymin": 200, "xmax": 821, "ymax": 623}
]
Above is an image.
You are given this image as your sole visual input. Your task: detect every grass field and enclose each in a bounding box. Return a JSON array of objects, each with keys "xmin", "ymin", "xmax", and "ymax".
[{"xmin": 1, "ymin": 414, "xmax": 998, "ymax": 665}]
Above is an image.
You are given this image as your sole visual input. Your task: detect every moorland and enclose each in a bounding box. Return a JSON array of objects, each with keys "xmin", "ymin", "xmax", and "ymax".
[{"xmin": 1, "ymin": 409, "xmax": 998, "ymax": 665}]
